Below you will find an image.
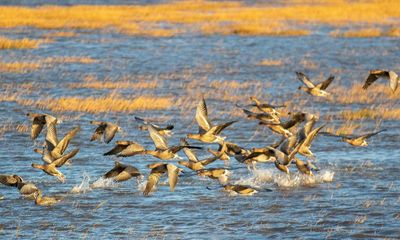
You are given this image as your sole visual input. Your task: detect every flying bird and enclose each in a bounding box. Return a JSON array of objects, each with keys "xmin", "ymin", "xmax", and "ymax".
[
  {"xmin": 26, "ymin": 113, "xmax": 58, "ymax": 141},
  {"xmin": 296, "ymin": 72, "xmax": 334, "ymax": 97},
  {"xmin": 103, "ymin": 161, "xmax": 141, "ymax": 182},
  {"xmin": 0, "ymin": 174, "xmax": 39, "ymax": 199},
  {"xmin": 90, "ymin": 121, "xmax": 121, "ymax": 143},
  {"xmin": 187, "ymin": 98, "xmax": 237, "ymax": 143},
  {"xmin": 143, "ymin": 163, "xmax": 182, "ymax": 196},
  {"xmin": 103, "ymin": 141, "xmax": 145, "ymax": 157},
  {"xmin": 321, "ymin": 130, "xmax": 386, "ymax": 147},
  {"xmin": 362, "ymin": 70, "xmax": 399, "ymax": 92}
]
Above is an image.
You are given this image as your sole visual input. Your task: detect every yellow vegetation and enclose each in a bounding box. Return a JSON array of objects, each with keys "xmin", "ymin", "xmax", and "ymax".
[
  {"xmin": 257, "ymin": 59, "xmax": 284, "ymax": 66},
  {"xmin": 0, "ymin": 62, "xmax": 40, "ymax": 73},
  {"xmin": 70, "ymin": 79, "xmax": 159, "ymax": 89},
  {"xmin": 341, "ymin": 108, "xmax": 400, "ymax": 120},
  {"xmin": 1, "ymin": 1, "xmax": 400, "ymax": 36},
  {"xmin": 330, "ymin": 28, "xmax": 382, "ymax": 38},
  {"xmin": 0, "ymin": 36, "xmax": 42, "ymax": 49},
  {"xmin": 0, "ymin": 56, "xmax": 96, "ymax": 73},
  {"xmin": 332, "ymin": 83, "xmax": 400, "ymax": 104},
  {"xmin": 35, "ymin": 95, "xmax": 173, "ymax": 113}
]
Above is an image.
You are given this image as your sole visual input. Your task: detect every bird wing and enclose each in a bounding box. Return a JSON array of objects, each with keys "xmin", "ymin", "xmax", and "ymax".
[
  {"xmin": 45, "ymin": 121, "xmax": 58, "ymax": 150},
  {"xmin": 266, "ymin": 147, "xmax": 288, "ymax": 165},
  {"xmin": 104, "ymin": 163, "xmax": 125, "ymax": 179},
  {"xmin": 31, "ymin": 117, "xmax": 45, "ymax": 140},
  {"xmin": 117, "ymin": 142, "xmax": 145, "ymax": 157},
  {"xmin": 316, "ymin": 75, "xmax": 334, "ymax": 90},
  {"xmin": 90, "ymin": 125, "xmax": 104, "ymax": 142},
  {"xmin": 359, "ymin": 129, "xmax": 387, "ymax": 140},
  {"xmin": 362, "ymin": 70, "xmax": 388, "ymax": 90},
  {"xmin": 388, "ymin": 71, "xmax": 399, "ymax": 92},
  {"xmin": 210, "ymin": 120, "xmax": 237, "ymax": 135},
  {"xmin": 51, "ymin": 148, "xmax": 80, "ymax": 168},
  {"xmin": 53, "ymin": 126, "xmax": 80, "ymax": 156},
  {"xmin": 195, "ymin": 98, "xmax": 212, "ymax": 133},
  {"xmin": 148, "ymin": 124, "xmax": 169, "ymax": 150},
  {"xmin": 103, "ymin": 143, "xmax": 127, "ymax": 156},
  {"xmin": 199, "ymin": 154, "xmax": 221, "ymax": 166},
  {"xmin": 104, "ymin": 123, "xmax": 119, "ymax": 143},
  {"xmin": 143, "ymin": 172, "xmax": 163, "ymax": 196},
  {"xmin": 280, "ymin": 135, "xmax": 298, "ymax": 155},
  {"xmin": 0, "ymin": 175, "xmax": 19, "ymax": 187},
  {"xmin": 167, "ymin": 164, "xmax": 179, "ymax": 192},
  {"xmin": 302, "ymin": 124, "xmax": 325, "ymax": 147},
  {"xmin": 180, "ymin": 138, "xmax": 198, "ymax": 162},
  {"xmin": 296, "ymin": 72, "xmax": 315, "ymax": 88}
]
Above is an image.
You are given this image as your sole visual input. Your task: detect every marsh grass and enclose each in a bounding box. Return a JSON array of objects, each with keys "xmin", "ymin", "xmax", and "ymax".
[
  {"xmin": 0, "ymin": 36, "xmax": 43, "ymax": 49},
  {"xmin": 0, "ymin": 57, "xmax": 96, "ymax": 73},
  {"xmin": 1, "ymin": 1, "xmax": 400, "ymax": 36},
  {"xmin": 34, "ymin": 94, "xmax": 173, "ymax": 113},
  {"xmin": 341, "ymin": 108, "xmax": 400, "ymax": 120},
  {"xmin": 257, "ymin": 59, "xmax": 284, "ymax": 67},
  {"xmin": 332, "ymin": 83, "xmax": 400, "ymax": 104}
]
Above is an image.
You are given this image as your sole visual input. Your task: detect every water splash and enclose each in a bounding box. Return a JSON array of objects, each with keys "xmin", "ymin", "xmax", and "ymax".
[
  {"xmin": 91, "ymin": 177, "xmax": 119, "ymax": 189},
  {"xmin": 236, "ymin": 168, "xmax": 335, "ymax": 188},
  {"xmin": 71, "ymin": 172, "xmax": 92, "ymax": 194}
]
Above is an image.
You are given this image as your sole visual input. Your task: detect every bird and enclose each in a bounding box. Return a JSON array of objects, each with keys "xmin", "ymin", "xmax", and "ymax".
[
  {"xmin": 222, "ymin": 184, "xmax": 259, "ymax": 196},
  {"xmin": 103, "ymin": 141, "xmax": 145, "ymax": 157},
  {"xmin": 90, "ymin": 121, "xmax": 121, "ymax": 143},
  {"xmin": 26, "ymin": 113, "xmax": 58, "ymax": 141},
  {"xmin": 144, "ymin": 125, "xmax": 201, "ymax": 160},
  {"xmin": 143, "ymin": 163, "xmax": 182, "ymax": 196},
  {"xmin": 296, "ymin": 72, "xmax": 334, "ymax": 97},
  {"xmin": 34, "ymin": 124, "xmax": 80, "ymax": 164},
  {"xmin": 197, "ymin": 168, "xmax": 230, "ymax": 184},
  {"xmin": 33, "ymin": 190, "xmax": 62, "ymax": 206},
  {"xmin": 267, "ymin": 138, "xmax": 304, "ymax": 174},
  {"xmin": 0, "ymin": 174, "xmax": 39, "ymax": 199},
  {"xmin": 187, "ymin": 97, "xmax": 237, "ymax": 144},
  {"xmin": 297, "ymin": 116, "xmax": 325, "ymax": 158},
  {"xmin": 321, "ymin": 129, "xmax": 386, "ymax": 147},
  {"xmin": 135, "ymin": 116, "xmax": 174, "ymax": 137},
  {"xmin": 103, "ymin": 161, "xmax": 141, "ymax": 182},
  {"xmin": 207, "ymin": 141, "xmax": 244, "ymax": 161},
  {"xmin": 237, "ymin": 106, "xmax": 280, "ymax": 124},
  {"xmin": 31, "ymin": 148, "xmax": 79, "ymax": 182},
  {"xmin": 248, "ymin": 96, "xmax": 285, "ymax": 116},
  {"xmin": 294, "ymin": 158, "xmax": 319, "ymax": 176},
  {"xmin": 259, "ymin": 112, "xmax": 306, "ymax": 138},
  {"xmin": 178, "ymin": 139, "xmax": 223, "ymax": 171},
  {"xmin": 363, "ymin": 70, "xmax": 399, "ymax": 93}
]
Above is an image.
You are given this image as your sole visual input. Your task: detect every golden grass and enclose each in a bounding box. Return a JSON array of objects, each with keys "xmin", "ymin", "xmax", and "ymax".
[
  {"xmin": 0, "ymin": 56, "xmax": 96, "ymax": 73},
  {"xmin": 257, "ymin": 59, "xmax": 284, "ymax": 66},
  {"xmin": 330, "ymin": 28, "xmax": 382, "ymax": 38},
  {"xmin": 1, "ymin": 1, "xmax": 400, "ymax": 36},
  {"xmin": 332, "ymin": 83, "xmax": 400, "ymax": 104},
  {"xmin": 35, "ymin": 94, "xmax": 173, "ymax": 113},
  {"xmin": 0, "ymin": 61, "xmax": 40, "ymax": 73},
  {"xmin": 0, "ymin": 36, "xmax": 42, "ymax": 49},
  {"xmin": 209, "ymin": 80, "xmax": 258, "ymax": 89},
  {"xmin": 341, "ymin": 108, "xmax": 400, "ymax": 120},
  {"xmin": 325, "ymin": 121, "xmax": 361, "ymax": 135},
  {"xmin": 70, "ymin": 79, "xmax": 159, "ymax": 89}
]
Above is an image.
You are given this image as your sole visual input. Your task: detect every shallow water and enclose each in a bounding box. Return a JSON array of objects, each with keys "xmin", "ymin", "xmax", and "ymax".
[{"xmin": 1, "ymin": 2, "xmax": 400, "ymax": 239}]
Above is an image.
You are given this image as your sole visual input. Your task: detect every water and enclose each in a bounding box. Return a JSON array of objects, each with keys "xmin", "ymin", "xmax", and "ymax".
[{"xmin": 1, "ymin": 3, "xmax": 400, "ymax": 240}]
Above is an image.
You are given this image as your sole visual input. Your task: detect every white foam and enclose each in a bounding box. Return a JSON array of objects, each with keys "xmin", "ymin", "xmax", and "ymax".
[
  {"xmin": 90, "ymin": 177, "xmax": 119, "ymax": 189},
  {"xmin": 70, "ymin": 172, "xmax": 92, "ymax": 194}
]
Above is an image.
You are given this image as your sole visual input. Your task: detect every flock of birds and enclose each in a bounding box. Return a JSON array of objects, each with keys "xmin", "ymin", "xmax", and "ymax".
[{"xmin": 0, "ymin": 70, "xmax": 398, "ymax": 206}]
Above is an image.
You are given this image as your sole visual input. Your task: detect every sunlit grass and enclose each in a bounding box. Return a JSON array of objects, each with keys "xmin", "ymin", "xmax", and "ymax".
[
  {"xmin": 257, "ymin": 59, "xmax": 284, "ymax": 66},
  {"xmin": 330, "ymin": 28, "xmax": 382, "ymax": 38},
  {"xmin": 70, "ymin": 79, "xmax": 159, "ymax": 89},
  {"xmin": 1, "ymin": 1, "xmax": 400, "ymax": 36},
  {"xmin": 0, "ymin": 61, "xmax": 41, "ymax": 73},
  {"xmin": 332, "ymin": 83, "xmax": 400, "ymax": 104},
  {"xmin": 0, "ymin": 36, "xmax": 42, "ymax": 49},
  {"xmin": 43, "ymin": 31, "xmax": 77, "ymax": 38},
  {"xmin": 0, "ymin": 57, "xmax": 96, "ymax": 73},
  {"xmin": 34, "ymin": 94, "xmax": 173, "ymax": 113},
  {"xmin": 341, "ymin": 108, "xmax": 400, "ymax": 120}
]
